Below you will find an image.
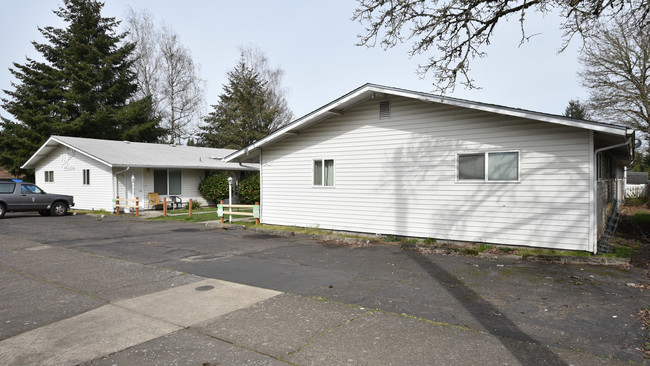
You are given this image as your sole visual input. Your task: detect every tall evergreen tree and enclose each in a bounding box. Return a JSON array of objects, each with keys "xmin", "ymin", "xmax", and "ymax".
[
  {"xmin": 0, "ymin": 0, "xmax": 164, "ymax": 177},
  {"xmin": 200, "ymin": 56, "xmax": 278, "ymax": 149},
  {"xmin": 563, "ymin": 99, "xmax": 591, "ymax": 120}
]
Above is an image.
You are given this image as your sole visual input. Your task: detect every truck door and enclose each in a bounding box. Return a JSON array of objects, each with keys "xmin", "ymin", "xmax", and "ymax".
[{"xmin": 16, "ymin": 184, "xmax": 50, "ymax": 210}]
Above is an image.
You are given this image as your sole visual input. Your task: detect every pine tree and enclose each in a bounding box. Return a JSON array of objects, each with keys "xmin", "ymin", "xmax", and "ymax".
[
  {"xmin": 563, "ymin": 99, "xmax": 591, "ymax": 120},
  {"xmin": 200, "ymin": 56, "xmax": 278, "ymax": 149},
  {"xmin": 0, "ymin": 0, "xmax": 164, "ymax": 177}
]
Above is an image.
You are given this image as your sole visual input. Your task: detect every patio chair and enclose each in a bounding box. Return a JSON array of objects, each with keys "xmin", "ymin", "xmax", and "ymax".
[
  {"xmin": 148, "ymin": 192, "xmax": 172, "ymax": 210},
  {"xmin": 169, "ymin": 196, "xmax": 183, "ymax": 210}
]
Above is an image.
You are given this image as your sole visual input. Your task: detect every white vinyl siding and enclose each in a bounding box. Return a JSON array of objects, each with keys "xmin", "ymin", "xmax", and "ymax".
[
  {"xmin": 260, "ymin": 96, "xmax": 593, "ymax": 251},
  {"xmin": 34, "ymin": 146, "xmax": 113, "ymax": 211}
]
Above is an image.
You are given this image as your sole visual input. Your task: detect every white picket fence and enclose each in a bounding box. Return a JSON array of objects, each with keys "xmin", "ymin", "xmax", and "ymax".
[{"xmin": 625, "ymin": 184, "xmax": 648, "ymax": 198}]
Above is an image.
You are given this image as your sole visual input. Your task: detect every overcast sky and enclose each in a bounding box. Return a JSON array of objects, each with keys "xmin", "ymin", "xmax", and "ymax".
[{"xmin": 0, "ymin": 1, "xmax": 589, "ymax": 122}]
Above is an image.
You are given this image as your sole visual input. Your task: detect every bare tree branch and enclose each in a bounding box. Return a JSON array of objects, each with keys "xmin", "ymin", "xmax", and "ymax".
[
  {"xmin": 125, "ymin": 8, "xmax": 206, "ymax": 144},
  {"xmin": 353, "ymin": 0, "xmax": 649, "ymax": 92},
  {"xmin": 579, "ymin": 18, "xmax": 650, "ymax": 138}
]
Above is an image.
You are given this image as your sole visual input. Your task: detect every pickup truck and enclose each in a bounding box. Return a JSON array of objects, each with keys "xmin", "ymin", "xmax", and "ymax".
[{"xmin": 0, "ymin": 180, "xmax": 74, "ymax": 218}]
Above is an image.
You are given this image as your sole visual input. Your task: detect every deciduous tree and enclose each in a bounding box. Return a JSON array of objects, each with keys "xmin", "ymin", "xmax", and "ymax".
[
  {"xmin": 125, "ymin": 8, "xmax": 206, "ymax": 144},
  {"xmin": 353, "ymin": 0, "xmax": 649, "ymax": 92},
  {"xmin": 579, "ymin": 20, "xmax": 650, "ymax": 138}
]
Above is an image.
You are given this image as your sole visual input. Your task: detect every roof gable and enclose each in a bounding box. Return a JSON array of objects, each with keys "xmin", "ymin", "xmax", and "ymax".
[{"xmin": 225, "ymin": 84, "xmax": 632, "ymax": 163}]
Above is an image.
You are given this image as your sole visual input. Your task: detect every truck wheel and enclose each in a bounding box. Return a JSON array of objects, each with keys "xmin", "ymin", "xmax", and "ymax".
[
  {"xmin": 51, "ymin": 202, "xmax": 68, "ymax": 216},
  {"xmin": 0, "ymin": 203, "xmax": 5, "ymax": 218}
]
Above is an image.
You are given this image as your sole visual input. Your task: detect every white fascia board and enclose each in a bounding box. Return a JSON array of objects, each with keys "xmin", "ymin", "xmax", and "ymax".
[
  {"xmin": 224, "ymin": 85, "xmax": 375, "ymax": 162},
  {"xmin": 21, "ymin": 136, "xmax": 57, "ymax": 169},
  {"xmin": 224, "ymin": 84, "xmax": 629, "ymax": 162},
  {"xmin": 21, "ymin": 136, "xmax": 113, "ymax": 169},
  {"xmin": 118, "ymin": 164, "xmax": 260, "ymax": 171}
]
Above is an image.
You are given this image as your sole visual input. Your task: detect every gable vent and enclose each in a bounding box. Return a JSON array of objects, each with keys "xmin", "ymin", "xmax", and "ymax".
[{"xmin": 379, "ymin": 101, "xmax": 390, "ymax": 119}]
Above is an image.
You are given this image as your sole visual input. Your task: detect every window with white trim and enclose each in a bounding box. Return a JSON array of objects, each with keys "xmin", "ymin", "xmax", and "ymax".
[
  {"xmin": 457, "ymin": 151, "xmax": 519, "ymax": 182},
  {"xmin": 44, "ymin": 171, "xmax": 54, "ymax": 182},
  {"xmin": 83, "ymin": 169, "xmax": 90, "ymax": 185},
  {"xmin": 313, "ymin": 159, "xmax": 334, "ymax": 186},
  {"xmin": 153, "ymin": 169, "xmax": 182, "ymax": 195}
]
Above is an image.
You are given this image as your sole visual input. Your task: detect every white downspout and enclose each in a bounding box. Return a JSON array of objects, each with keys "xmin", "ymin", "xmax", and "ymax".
[
  {"xmin": 114, "ymin": 167, "xmax": 130, "ymax": 212},
  {"xmin": 593, "ymin": 137, "xmax": 632, "ymax": 253}
]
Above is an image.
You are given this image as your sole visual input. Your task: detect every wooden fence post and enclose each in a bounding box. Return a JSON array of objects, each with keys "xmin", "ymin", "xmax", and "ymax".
[
  {"xmin": 136, "ymin": 197, "xmax": 139, "ymax": 217},
  {"xmin": 163, "ymin": 197, "xmax": 167, "ymax": 217},
  {"xmin": 189, "ymin": 199, "xmax": 193, "ymax": 219},
  {"xmin": 220, "ymin": 200, "xmax": 224, "ymax": 223},
  {"xmin": 255, "ymin": 201, "xmax": 260, "ymax": 225},
  {"xmin": 116, "ymin": 196, "xmax": 119, "ymax": 215}
]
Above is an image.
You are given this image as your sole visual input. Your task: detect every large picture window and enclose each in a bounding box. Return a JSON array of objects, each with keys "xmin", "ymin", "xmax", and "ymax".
[
  {"xmin": 313, "ymin": 159, "xmax": 334, "ymax": 186},
  {"xmin": 153, "ymin": 169, "xmax": 182, "ymax": 195},
  {"xmin": 457, "ymin": 151, "xmax": 519, "ymax": 182},
  {"xmin": 168, "ymin": 169, "xmax": 182, "ymax": 195},
  {"xmin": 153, "ymin": 169, "xmax": 168, "ymax": 194}
]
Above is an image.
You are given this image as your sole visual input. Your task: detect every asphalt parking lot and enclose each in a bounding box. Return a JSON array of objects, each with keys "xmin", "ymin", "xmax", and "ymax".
[{"xmin": 0, "ymin": 212, "xmax": 648, "ymax": 365}]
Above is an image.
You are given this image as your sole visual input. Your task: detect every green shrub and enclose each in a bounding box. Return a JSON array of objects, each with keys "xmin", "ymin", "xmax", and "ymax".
[
  {"xmin": 238, "ymin": 173, "xmax": 260, "ymax": 204},
  {"xmin": 199, "ymin": 173, "xmax": 229, "ymax": 205},
  {"xmin": 424, "ymin": 238, "xmax": 437, "ymax": 244},
  {"xmin": 185, "ymin": 199, "xmax": 202, "ymax": 210},
  {"xmin": 384, "ymin": 235, "xmax": 399, "ymax": 242}
]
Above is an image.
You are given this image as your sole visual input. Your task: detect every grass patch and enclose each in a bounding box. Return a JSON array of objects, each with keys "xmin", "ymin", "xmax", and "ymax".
[
  {"xmin": 632, "ymin": 212, "xmax": 650, "ymax": 226},
  {"xmin": 463, "ymin": 248, "xmax": 479, "ymax": 256},
  {"xmin": 516, "ymin": 248, "xmax": 592, "ymax": 258},
  {"xmin": 383, "ymin": 235, "xmax": 400, "ymax": 242},
  {"xmin": 476, "ymin": 244, "xmax": 493, "ymax": 252},
  {"xmin": 239, "ymin": 222, "xmax": 334, "ymax": 236},
  {"xmin": 424, "ymin": 238, "xmax": 437, "ymax": 244},
  {"xmin": 150, "ymin": 211, "xmax": 252, "ymax": 222},
  {"xmin": 72, "ymin": 209, "xmax": 112, "ymax": 215}
]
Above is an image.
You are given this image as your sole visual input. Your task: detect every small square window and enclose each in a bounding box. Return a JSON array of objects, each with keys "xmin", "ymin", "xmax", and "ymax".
[{"xmin": 44, "ymin": 171, "xmax": 54, "ymax": 182}]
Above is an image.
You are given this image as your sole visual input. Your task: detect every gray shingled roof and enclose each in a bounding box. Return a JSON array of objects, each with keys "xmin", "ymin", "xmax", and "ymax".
[{"xmin": 22, "ymin": 136, "xmax": 258, "ymax": 171}]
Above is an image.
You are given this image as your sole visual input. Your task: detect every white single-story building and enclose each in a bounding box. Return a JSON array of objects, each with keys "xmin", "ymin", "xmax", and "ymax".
[
  {"xmin": 22, "ymin": 136, "xmax": 258, "ymax": 211},
  {"xmin": 224, "ymin": 84, "xmax": 634, "ymax": 253}
]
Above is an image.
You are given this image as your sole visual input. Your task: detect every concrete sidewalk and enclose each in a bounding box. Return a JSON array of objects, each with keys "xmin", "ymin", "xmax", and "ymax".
[{"xmin": 0, "ymin": 237, "xmax": 632, "ymax": 365}]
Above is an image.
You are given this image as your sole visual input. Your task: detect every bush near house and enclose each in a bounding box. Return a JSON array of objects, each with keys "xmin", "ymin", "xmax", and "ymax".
[
  {"xmin": 198, "ymin": 172, "xmax": 229, "ymax": 205},
  {"xmin": 238, "ymin": 173, "xmax": 260, "ymax": 204}
]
